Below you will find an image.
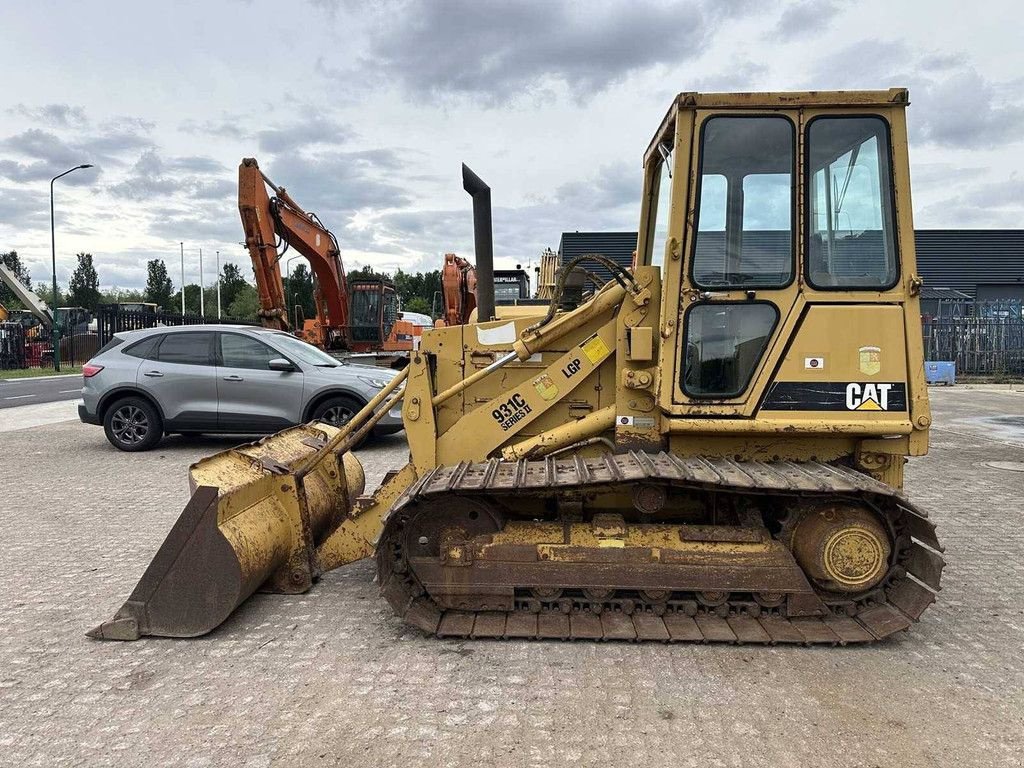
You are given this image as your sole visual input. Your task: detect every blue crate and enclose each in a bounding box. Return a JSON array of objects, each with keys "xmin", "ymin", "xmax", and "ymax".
[{"xmin": 924, "ymin": 361, "xmax": 956, "ymax": 386}]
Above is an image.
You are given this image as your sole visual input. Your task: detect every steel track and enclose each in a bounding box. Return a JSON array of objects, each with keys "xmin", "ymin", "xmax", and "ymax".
[{"xmin": 376, "ymin": 453, "xmax": 945, "ymax": 645}]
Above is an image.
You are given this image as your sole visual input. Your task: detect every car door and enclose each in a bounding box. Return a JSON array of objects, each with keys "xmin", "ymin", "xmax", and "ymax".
[
  {"xmin": 215, "ymin": 331, "xmax": 303, "ymax": 432},
  {"xmin": 135, "ymin": 331, "xmax": 218, "ymax": 430}
]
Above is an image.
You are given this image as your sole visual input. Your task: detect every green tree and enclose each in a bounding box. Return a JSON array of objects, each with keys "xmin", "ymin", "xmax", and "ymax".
[
  {"xmin": 404, "ymin": 297, "xmax": 431, "ymax": 315},
  {"xmin": 34, "ymin": 281, "xmax": 62, "ymax": 308},
  {"xmin": 144, "ymin": 259, "xmax": 174, "ymax": 309},
  {"xmin": 100, "ymin": 287, "xmax": 145, "ymax": 304},
  {"xmin": 227, "ymin": 283, "xmax": 260, "ymax": 320},
  {"xmin": 67, "ymin": 252, "xmax": 101, "ymax": 311},
  {"xmin": 284, "ymin": 263, "xmax": 316, "ymax": 322},
  {"xmin": 219, "ymin": 262, "xmax": 248, "ymax": 309},
  {"xmin": 0, "ymin": 250, "xmax": 31, "ymax": 309},
  {"xmin": 391, "ymin": 268, "xmax": 442, "ymax": 318},
  {"xmin": 170, "ymin": 283, "xmax": 203, "ymax": 315},
  {"xmin": 347, "ymin": 266, "xmax": 391, "ymax": 282}
]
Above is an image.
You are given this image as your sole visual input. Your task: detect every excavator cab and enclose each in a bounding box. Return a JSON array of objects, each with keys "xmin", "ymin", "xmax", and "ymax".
[
  {"xmin": 92, "ymin": 90, "xmax": 942, "ymax": 646},
  {"xmin": 348, "ymin": 279, "xmax": 399, "ymax": 351}
]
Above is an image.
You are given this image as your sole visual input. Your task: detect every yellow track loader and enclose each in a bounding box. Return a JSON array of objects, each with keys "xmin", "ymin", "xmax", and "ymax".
[{"xmin": 90, "ymin": 89, "xmax": 943, "ymax": 645}]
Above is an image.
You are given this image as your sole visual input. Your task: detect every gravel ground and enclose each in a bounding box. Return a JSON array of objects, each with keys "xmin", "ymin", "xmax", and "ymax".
[{"xmin": 1, "ymin": 387, "xmax": 1022, "ymax": 768}]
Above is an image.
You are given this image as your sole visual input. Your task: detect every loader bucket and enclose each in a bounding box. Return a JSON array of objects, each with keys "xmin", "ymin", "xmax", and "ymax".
[{"xmin": 88, "ymin": 424, "xmax": 365, "ymax": 641}]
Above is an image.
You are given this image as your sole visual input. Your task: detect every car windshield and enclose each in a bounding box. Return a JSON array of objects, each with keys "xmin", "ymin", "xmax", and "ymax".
[{"xmin": 259, "ymin": 331, "xmax": 340, "ymax": 366}]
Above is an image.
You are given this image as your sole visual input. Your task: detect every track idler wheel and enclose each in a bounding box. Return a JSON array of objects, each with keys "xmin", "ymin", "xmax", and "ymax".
[{"xmin": 790, "ymin": 504, "xmax": 892, "ymax": 593}]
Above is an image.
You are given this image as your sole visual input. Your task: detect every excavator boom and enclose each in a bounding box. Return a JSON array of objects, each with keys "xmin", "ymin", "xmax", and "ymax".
[{"xmin": 238, "ymin": 158, "xmax": 348, "ymax": 343}]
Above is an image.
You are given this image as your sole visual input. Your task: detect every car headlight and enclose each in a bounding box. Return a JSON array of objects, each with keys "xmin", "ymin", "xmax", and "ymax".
[{"xmin": 357, "ymin": 374, "xmax": 393, "ymax": 389}]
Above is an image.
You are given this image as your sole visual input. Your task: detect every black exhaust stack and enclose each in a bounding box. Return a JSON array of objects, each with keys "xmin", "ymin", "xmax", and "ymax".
[{"xmin": 462, "ymin": 164, "xmax": 494, "ymax": 322}]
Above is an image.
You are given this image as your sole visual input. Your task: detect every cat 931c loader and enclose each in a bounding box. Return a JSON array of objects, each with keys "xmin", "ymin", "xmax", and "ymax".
[{"xmin": 90, "ymin": 89, "xmax": 944, "ymax": 646}]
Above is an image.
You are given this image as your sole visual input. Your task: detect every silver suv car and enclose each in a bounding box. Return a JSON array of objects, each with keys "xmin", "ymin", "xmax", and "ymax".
[{"xmin": 78, "ymin": 325, "xmax": 403, "ymax": 451}]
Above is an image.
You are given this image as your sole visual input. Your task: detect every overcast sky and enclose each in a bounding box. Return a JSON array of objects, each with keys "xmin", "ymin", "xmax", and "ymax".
[{"xmin": 1, "ymin": 0, "xmax": 1021, "ymax": 292}]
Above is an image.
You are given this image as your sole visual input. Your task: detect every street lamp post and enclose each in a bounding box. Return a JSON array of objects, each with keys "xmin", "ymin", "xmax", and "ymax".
[
  {"xmin": 198, "ymin": 247, "xmax": 205, "ymax": 318},
  {"xmin": 50, "ymin": 163, "xmax": 94, "ymax": 372},
  {"xmin": 180, "ymin": 242, "xmax": 185, "ymax": 315},
  {"xmin": 215, "ymin": 250, "xmax": 222, "ymax": 319},
  {"xmin": 284, "ymin": 254, "xmax": 302, "ymax": 328}
]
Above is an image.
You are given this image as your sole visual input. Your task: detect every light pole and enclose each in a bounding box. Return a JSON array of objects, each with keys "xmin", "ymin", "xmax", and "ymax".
[
  {"xmin": 285, "ymin": 254, "xmax": 302, "ymax": 326},
  {"xmin": 198, "ymin": 247, "xmax": 205, "ymax": 318},
  {"xmin": 50, "ymin": 163, "xmax": 94, "ymax": 372},
  {"xmin": 180, "ymin": 242, "xmax": 185, "ymax": 315},
  {"xmin": 215, "ymin": 250, "xmax": 222, "ymax": 318}
]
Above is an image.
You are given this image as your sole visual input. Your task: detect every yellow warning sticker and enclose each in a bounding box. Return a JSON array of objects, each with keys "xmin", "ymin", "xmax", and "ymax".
[
  {"xmin": 533, "ymin": 373, "xmax": 559, "ymax": 401},
  {"xmin": 580, "ymin": 334, "xmax": 610, "ymax": 364}
]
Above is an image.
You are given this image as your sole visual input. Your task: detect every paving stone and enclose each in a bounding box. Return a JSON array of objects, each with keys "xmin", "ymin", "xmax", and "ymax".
[{"xmin": 0, "ymin": 389, "xmax": 1021, "ymax": 767}]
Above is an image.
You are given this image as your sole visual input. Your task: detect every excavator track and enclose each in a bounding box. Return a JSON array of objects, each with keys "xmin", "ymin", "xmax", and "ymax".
[{"xmin": 376, "ymin": 453, "xmax": 944, "ymax": 645}]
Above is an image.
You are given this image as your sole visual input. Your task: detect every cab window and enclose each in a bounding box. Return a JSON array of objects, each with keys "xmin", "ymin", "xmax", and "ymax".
[
  {"xmin": 646, "ymin": 144, "xmax": 674, "ymax": 270},
  {"xmin": 682, "ymin": 303, "xmax": 778, "ymax": 398},
  {"xmin": 219, "ymin": 333, "xmax": 279, "ymax": 370},
  {"xmin": 691, "ymin": 116, "xmax": 794, "ymax": 288},
  {"xmin": 806, "ymin": 116, "xmax": 898, "ymax": 289},
  {"xmin": 155, "ymin": 332, "xmax": 213, "ymax": 366}
]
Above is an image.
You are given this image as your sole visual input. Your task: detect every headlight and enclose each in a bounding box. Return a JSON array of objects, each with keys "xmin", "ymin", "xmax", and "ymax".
[{"xmin": 357, "ymin": 374, "xmax": 393, "ymax": 389}]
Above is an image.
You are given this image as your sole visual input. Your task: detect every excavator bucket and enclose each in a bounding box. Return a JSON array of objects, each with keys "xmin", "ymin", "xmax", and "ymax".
[{"xmin": 87, "ymin": 423, "xmax": 365, "ymax": 640}]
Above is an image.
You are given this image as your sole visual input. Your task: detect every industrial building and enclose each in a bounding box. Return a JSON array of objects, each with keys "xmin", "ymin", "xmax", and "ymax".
[{"xmin": 557, "ymin": 229, "xmax": 1024, "ymax": 310}]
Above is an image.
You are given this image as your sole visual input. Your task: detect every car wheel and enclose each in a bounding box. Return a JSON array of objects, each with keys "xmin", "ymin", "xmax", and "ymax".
[
  {"xmin": 103, "ymin": 397, "xmax": 163, "ymax": 452},
  {"xmin": 310, "ymin": 395, "xmax": 368, "ymax": 447}
]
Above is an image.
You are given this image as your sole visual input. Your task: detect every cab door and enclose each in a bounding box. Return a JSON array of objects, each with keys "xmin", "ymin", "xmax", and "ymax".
[
  {"xmin": 135, "ymin": 331, "xmax": 219, "ymax": 430},
  {"xmin": 215, "ymin": 331, "xmax": 303, "ymax": 432},
  {"xmin": 672, "ymin": 111, "xmax": 802, "ymax": 415}
]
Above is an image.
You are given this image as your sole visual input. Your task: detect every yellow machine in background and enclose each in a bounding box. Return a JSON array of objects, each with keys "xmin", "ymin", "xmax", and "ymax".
[{"xmin": 91, "ymin": 89, "xmax": 943, "ymax": 645}]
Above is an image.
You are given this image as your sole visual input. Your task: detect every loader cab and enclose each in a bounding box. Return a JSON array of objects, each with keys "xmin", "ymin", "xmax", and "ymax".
[
  {"xmin": 348, "ymin": 279, "xmax": 399, "ymax": 350},
  {"xmin": 637, "ymin": 90, "xmax": 925, "ymax": 446}
]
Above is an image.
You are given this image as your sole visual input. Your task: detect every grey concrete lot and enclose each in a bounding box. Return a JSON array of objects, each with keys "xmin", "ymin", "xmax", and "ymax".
[{"xmin": 2, "ymin": 388, "xmax": 1023, "ymax": 768}]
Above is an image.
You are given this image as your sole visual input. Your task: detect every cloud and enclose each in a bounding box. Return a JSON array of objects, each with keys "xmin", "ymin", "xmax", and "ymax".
[
  {"xmin": 0, "ymin": 116, "xmax": 155, "ymax": 183},
  {"xmin": 256, "ymin": 115, "xmax": 354, "ymax": 153},
  {"xmin": 0, "ymin": 186, "xmax": 49, "ymax": 227},
  {"xmin": 369, "ymin": 160, "xmax": 639, "ymax": 263},
  {"xmin": 772, "ymin": 0, "xmax": 839, "ymax": 40},
  {"xmin": 802, "ymin": 40, "xmax": 1024, "ymax": 150},
  {"xmin": 915, "ymin": 69, "xmax": 1024, "ymax": 148},
  {"xmin": 9, "ymin": 103, "xmax": 88, "ymax": 127},
  {"xmin": 265, "ymin": 148, "xmax": 414, "ymax": 218},
  {"xmin": 107, "ymin": 149, "xmax": 232, "ymax": 201},
  {"xmin": 334, "ymin": 0, "xmax": 718, "ymax": 105},
  {"xmin": 917, "ymin": 175, "xmax": 1024, "ymax": 227},
  {"xmin": 179, "ymin": 117, "xmax": 248, "ymax": 140}
]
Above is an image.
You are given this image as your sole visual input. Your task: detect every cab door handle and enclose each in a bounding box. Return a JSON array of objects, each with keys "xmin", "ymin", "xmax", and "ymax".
[
  {"xmin": 143, "ymin": 370, "xmax": 163, "ymax": 378},
  {"xmin": 222, "ymin": 375, "xmax": 244, "ymax": 382}
]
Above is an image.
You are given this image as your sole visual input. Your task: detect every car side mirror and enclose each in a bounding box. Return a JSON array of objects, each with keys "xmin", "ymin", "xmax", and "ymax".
[{"xmin": 268, "ymin": 358, "xmax": 296, "ymax": 372}]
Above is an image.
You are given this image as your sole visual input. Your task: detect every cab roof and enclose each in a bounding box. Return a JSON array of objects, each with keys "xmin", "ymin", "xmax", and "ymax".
[{"xmin": 644, "ymin": 88, "xmax": 909, "ymax": 164}]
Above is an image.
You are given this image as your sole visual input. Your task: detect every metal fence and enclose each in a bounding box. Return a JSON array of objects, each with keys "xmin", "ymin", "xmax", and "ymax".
[
  {"xmin": 97, "ymin": 305, "xmax": 255, "ymax": 346},
  {"xmin": 923, "ymin": 315, "xmax": 1024, "ymax": 375},
  {"xmin": 0, "ymin": 319, "xmax": 97, "ymax": 371},
  {"xmin": 0, "ymin": 322, "xmax": 26, "ymax": 369}
]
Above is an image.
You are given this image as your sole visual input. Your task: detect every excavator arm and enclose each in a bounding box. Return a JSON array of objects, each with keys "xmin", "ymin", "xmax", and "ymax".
[
  {"xmin": 238, "ymin": 158, "xmax": 348, "ymax": 342},
  {"xmin": 439, "ymin": 252, "xmax": 477, "ymax": 326}
]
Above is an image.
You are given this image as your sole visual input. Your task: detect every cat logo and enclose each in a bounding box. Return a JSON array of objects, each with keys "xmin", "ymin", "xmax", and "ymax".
[
  {"xmin": 859, "ymin": 346, "xmax": 881, "ymax": 376},
  {"xmin": 845, "ymin": 382, "xmax": 893, "ymax": 411}
]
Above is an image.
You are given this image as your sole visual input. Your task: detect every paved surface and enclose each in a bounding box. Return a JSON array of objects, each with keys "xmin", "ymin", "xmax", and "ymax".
[
  {"xmin": 0, "ymin": 374, "xmax": 83, "ymax": 408},
  {"xmin": 1, "ymin": 387, "xmax": 1022, "ymax": 768}
]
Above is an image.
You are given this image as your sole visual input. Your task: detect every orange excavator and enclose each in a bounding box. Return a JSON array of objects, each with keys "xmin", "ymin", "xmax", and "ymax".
[
  {"xmin": 239, "ymin": 157, "xmax": 420, "ymax": 354},
  {"xmin": 438, "ymin": 252, "xmax": 477, "ymax": 326}
]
